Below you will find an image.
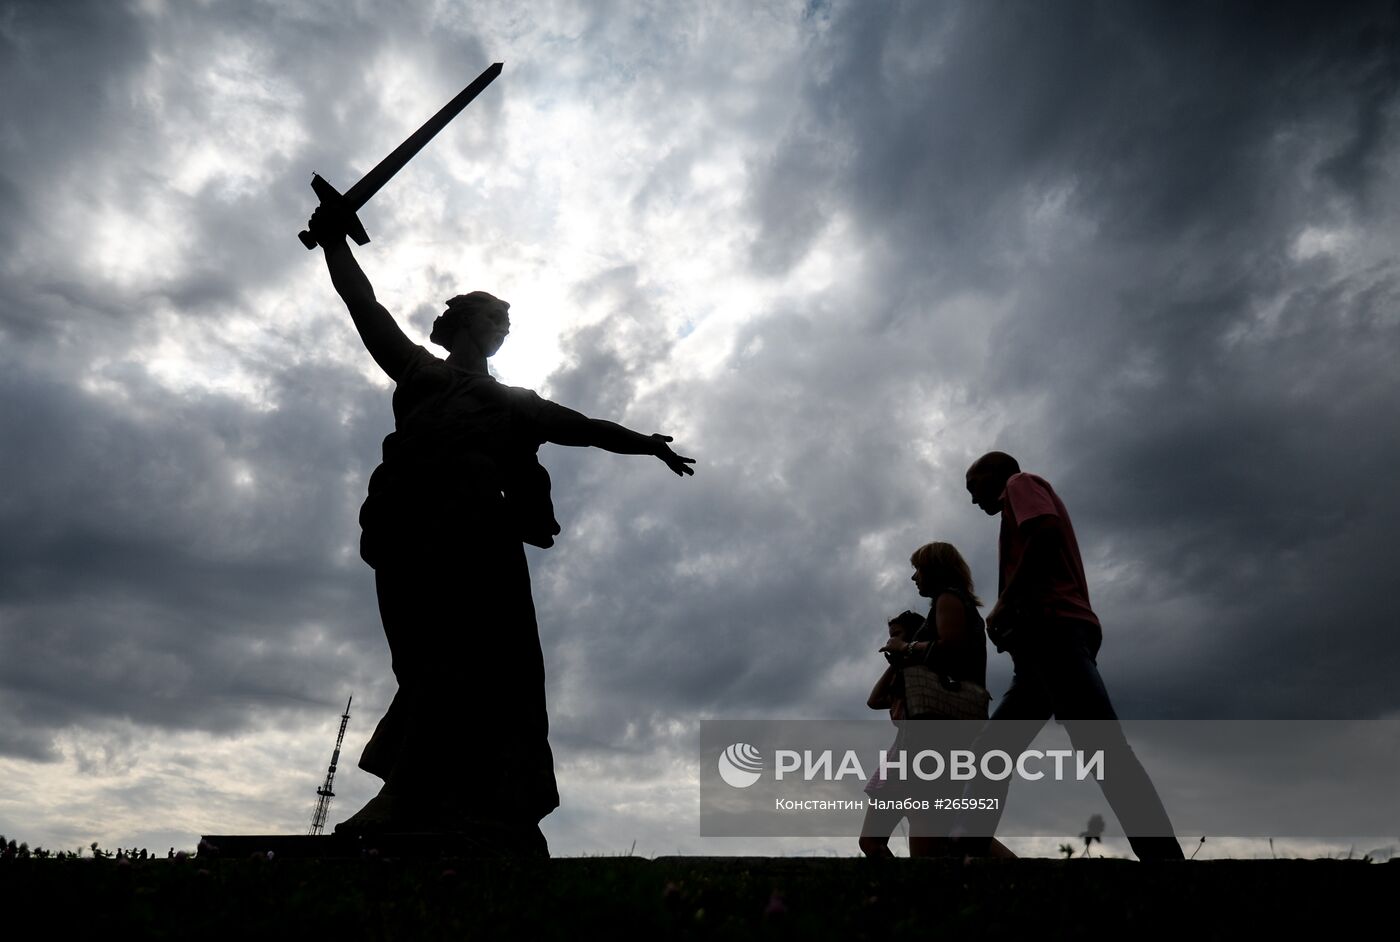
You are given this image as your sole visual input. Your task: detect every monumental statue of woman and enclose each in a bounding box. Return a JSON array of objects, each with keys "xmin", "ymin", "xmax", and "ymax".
[{"xmin": 306, "ymin": 208, "xmax": 694, "ymax": 855}]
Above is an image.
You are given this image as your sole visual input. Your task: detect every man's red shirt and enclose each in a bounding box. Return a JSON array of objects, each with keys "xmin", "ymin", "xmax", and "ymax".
[{"xmin": 998, "ymin": 472, "xmax": 1101, "ymax": 629}]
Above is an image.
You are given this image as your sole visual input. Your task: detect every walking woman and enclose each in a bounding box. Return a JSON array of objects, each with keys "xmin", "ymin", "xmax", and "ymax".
[{"xmin": 874, "ymin": 541, "xmax": 1014, "ymax": 858}]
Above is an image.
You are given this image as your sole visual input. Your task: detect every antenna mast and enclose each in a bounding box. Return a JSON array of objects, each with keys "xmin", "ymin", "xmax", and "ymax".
[{"xmin": 308, "ymin": 695, "xmax": 352, "ymax": 836}]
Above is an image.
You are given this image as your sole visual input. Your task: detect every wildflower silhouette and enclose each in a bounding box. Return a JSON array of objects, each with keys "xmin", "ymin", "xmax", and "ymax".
[{"xmin": 1080, "ymin": 814, "xmax": 1105, "ymax": 857}]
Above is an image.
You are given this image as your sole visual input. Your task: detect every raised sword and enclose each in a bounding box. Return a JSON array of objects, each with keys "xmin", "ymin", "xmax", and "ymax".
[{"xmin": 298, "ymin": 61, "xmax": 502, "ymax": 248}]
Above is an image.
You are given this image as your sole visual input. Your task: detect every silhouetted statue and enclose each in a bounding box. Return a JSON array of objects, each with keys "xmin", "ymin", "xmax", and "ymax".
[
  {"xmin": 306, "ymin": 208, "xmax": 693, "ymax": 855},
  {"xmin": 958, "ymin": 451, "xmax": 1184, "ymax": 861}
]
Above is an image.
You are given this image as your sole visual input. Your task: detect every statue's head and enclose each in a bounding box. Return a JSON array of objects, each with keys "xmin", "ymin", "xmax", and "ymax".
[{"xmin": 430, "ymin": 291, "xmax": 511, "ymax": 356}]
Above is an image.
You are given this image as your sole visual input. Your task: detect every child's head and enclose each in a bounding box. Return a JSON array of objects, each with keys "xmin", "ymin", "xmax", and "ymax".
[{"xmin": 887, "ymin": 610, "xmax": 924, "ymax": 643}]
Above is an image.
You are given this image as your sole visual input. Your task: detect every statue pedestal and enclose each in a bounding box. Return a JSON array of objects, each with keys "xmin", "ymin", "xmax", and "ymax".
[{"xmin": 198, "ymin": 830, "xmax": 547, "ymax": 858}]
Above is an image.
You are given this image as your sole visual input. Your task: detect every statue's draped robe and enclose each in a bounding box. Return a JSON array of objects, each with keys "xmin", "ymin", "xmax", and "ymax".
[{"xmin": 353, "ymin": 345, "xmax": 561, "ymax": 830}]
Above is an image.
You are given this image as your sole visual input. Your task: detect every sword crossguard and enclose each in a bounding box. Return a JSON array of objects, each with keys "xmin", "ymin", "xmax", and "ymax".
[{"xmin": 299, "ymin": 174, "xmax": 371, "ymax": 249}]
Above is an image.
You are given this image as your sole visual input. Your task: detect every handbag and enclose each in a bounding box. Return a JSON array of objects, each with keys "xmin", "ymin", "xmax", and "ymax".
[
  {"xmin": 901, "ymin": 664, "xmax": 990, "ymax": 720},
  {"xmin": 899, "ymin": 594, "xmax": 991, "ymax": 720}
]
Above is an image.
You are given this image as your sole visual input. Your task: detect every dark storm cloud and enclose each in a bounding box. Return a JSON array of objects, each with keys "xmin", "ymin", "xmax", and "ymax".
[
  {"xmin": 0, "ymin": 2, "xmax": 149, "ymax": 182},
  {"xmin": 723, "ymin": 0, "xmax": 1400, "ymax": 719},
  {"xmin": 0, "ymin": 340, "xmax": 394, "ymax": 758}
]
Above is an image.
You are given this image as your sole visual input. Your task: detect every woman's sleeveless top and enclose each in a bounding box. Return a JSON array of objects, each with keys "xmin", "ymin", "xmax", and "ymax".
[{"xmin": 913, "ymin": 587, "xmax": 988, "ymax": 688}]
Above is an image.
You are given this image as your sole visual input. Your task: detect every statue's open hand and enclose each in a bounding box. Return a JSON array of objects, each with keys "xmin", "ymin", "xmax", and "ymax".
[{"xmin": 652, "ymin": 434, "xmax": 696, "ymax": 477}]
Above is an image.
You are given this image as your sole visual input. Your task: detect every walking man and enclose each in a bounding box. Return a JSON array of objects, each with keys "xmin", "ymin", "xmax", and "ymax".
[{"xmin": 960, "ymin": 451, "xmax": 1184, "ymax": 861}]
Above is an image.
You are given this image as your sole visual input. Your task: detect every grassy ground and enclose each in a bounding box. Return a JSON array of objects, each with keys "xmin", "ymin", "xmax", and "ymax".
[{"xmin": 2, "ymin": 855, "xmax": 1393, "ymax": 938}]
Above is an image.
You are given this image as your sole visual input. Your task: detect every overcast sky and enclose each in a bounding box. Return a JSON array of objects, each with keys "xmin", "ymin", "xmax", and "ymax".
[{"xmin": 1, "ymin": 0, "xmax": 1398, "ymax": 859}]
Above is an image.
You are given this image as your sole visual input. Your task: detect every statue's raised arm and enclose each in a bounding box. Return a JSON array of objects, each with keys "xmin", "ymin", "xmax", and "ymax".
[
  {"xmin": 308, "ymin": 208, "xmax": 416, "ymax": 381},
  {"xmin": 298, "ymin": 62, "xmax": 502, "ymax": 380}
]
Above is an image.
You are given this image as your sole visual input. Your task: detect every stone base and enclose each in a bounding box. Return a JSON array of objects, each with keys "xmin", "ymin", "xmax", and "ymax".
[{"xmin": 198, "ymin": 830, "xmax": 547, "ymax": 859}]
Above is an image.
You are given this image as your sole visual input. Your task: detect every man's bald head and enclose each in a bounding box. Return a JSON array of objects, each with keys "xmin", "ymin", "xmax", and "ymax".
[
  {"xmin": 966, "ymin": 451, "xmax": 1020, "ymax": 516},
  {"xmin": 968, "ymin": 451, "xmax": 1019, "ymax": 480}
]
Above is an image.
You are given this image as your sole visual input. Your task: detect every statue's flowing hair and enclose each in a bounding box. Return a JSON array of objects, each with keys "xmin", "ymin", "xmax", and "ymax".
[
  {"xmin": 909, "ymin": 541, "xmax": 982, "ymax": 608},
  {"xmin": 429, "ymin": 291, "xmax": 508, "ymax": 349}
]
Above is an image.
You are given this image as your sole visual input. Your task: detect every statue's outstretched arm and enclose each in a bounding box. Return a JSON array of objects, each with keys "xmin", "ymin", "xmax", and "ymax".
[
  {"xmin": 308, "ymin": 209, "xmax": 416, "ymax": 381},
  {"xmin": 537, "ymin": 402, "xmax": 695, "ymax": 477}
]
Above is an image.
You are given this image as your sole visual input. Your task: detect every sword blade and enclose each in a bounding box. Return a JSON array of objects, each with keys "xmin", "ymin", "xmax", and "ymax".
[{"xmin": 342, "ymin": 61, "xmax": 502, "ymax": 211}]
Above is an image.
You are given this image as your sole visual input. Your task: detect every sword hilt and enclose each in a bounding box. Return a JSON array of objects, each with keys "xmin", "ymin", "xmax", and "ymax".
[{"xmin": 299, "ymin": 173, "xmax": 371, "ymax": 249}]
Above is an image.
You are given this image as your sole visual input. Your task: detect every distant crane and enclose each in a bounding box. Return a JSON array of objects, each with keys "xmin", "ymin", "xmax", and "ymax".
[{"xmin": 308, "ymin": 695, "xmax": 352, "ymax": 836}]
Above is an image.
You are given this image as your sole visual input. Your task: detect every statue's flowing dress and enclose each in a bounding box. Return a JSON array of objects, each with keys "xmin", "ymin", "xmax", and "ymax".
[{"xmin": 345, "ymin": 345, "xmax": 561, "ymax": 838}]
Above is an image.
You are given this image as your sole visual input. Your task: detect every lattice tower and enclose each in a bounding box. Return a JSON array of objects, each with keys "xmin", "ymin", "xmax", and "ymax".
[{"xmin": 308, "ymin": 696, "xmax": 352, "ymax": 835}]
